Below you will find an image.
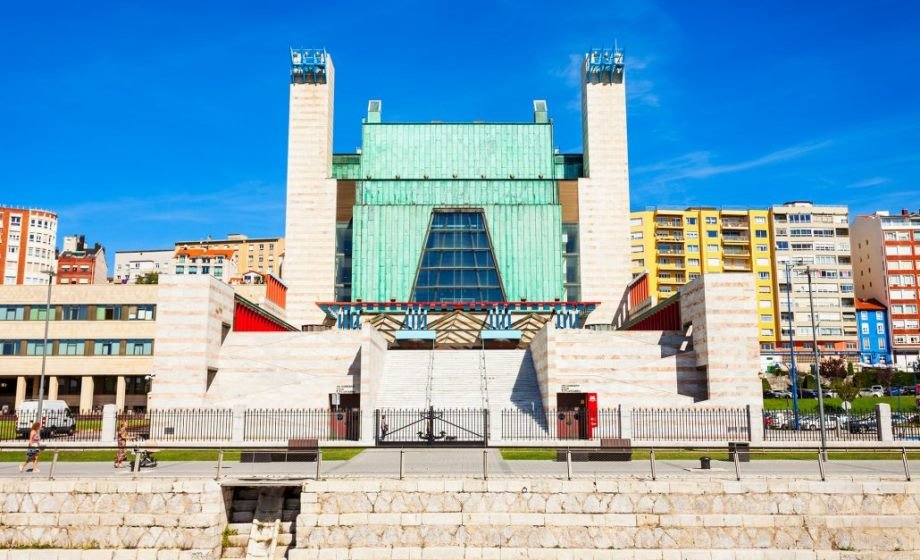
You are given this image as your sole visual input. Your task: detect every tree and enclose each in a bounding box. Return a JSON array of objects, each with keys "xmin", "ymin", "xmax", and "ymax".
[
  {"xmin": 819, "ymin": 357, "xmax": 849, "ymax": 380},
  {"xmin": 847, "ymin": 361, "xmax": 855, "ymax": 377},
  {"xmin": 875, "ymin": 369, "xmax": 894, "ymax": 389},
  {"xmin": 135, "ymin": 272, "xmax": 159, "ymax": 285},
  {"xmin": 831, "ymin": 379, "xmax": 860, "ymax": 404}
]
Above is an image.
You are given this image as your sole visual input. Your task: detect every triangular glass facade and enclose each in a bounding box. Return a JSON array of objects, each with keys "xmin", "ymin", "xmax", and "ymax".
[{"xmin": 412, "ymin": 211, "xmax": 505, "ymax": 302}]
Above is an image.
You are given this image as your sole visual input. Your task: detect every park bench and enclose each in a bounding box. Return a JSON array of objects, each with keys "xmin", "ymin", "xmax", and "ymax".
[
  {"xmin": 240, "ymin": 439, "xmax": 318, "ymax": 463},
  {"xmin": 556, "ymin": 438, "xmax": 633, "ymax": 462}
]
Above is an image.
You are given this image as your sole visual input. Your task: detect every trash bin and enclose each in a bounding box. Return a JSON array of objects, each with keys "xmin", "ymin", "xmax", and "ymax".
[
  {"xmin": 699, "ymin": 456, "xmax": 711, "ymax": 470},
  {"xmin": 728, "ymin": 442, "xmax": 751, "ymax": 463}
]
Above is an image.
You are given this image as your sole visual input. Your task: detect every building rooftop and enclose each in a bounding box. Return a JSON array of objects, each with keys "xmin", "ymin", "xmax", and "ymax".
[{"xmin": 855, "ymin": 298, "xmax": 887, "ymax": 311}]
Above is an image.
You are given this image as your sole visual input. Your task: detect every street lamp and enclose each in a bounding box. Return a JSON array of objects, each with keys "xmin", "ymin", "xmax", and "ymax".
[
  {"xmin": 782, "ymin": 260, "xmax": 801, "ymax": 430},
  {"xmin": 805, "ymin": 266, "xmax": 828, "ymax": 461},
  {"xmin": 35, "ymin": 269, "xmax": 56, "ymax": 422}
]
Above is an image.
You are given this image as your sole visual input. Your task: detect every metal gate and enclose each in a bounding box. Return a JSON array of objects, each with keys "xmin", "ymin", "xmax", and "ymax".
[{"xmin": 376, "ymin": 408, "xmax": 487, "ymax": 446}]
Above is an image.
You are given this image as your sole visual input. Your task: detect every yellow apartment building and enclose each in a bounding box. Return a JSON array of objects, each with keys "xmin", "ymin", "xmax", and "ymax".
[
  {"xmin": 630, "ymin": 208, "xmax": 777, "ymax": 346},
  {"xmin": 174, "ymin": 234, "xmax": 284, "ymax": 279}
]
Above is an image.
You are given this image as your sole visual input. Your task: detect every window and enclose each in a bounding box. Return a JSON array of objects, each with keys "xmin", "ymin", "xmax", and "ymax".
[
  {"xmin": 686, "ymin": 217, "xmax": 697, "ymax": 225},
  {"xmin": 58, "ymin": 340, "xmax": 85, "ymax": 355},
  {"xmin": 127, "ymin": 305, "xmax": 155, "ymax": 320},
  {"xmin": 760, "ymin": 300, "xmax": 772, "ymax": 308},
  {"xmin": 95, "ymin": 305, "xmax": 121, "ymax": 320},
  {"xmin": 687, "ymin": 244, "xmax": 699, "ymax": 253},
  {"xmin": 26, "ymin": 341, "xmax": 49, "ymax": 356},
  {"xmin": 758, "ymin": 271, "xmax": 770, "ymax": 280},
  {"xmin": 756, "ymin": 244, "xmax": 768, "ymax": 252},
  {"xmin": 630, "ymin": 231, "xmax": 644, "ymax": 240},
  {"xmin": 760, "ymin": 314, "xmax": 773, "ymax": 322},
  {"xmin": 789, "ymin": 214, "xmax": 812, "ymax": 223},
  {"xmin": 759, "ymin": 286, "xmax": 771, "ymax": 294},
  {"xmin": 57, "ymin": 376, "xmax": 81, "ymax": 395},
  {"xmin": 776, "ymin": 241, "xmax": 789, "ymax": 250},
  {"xmin": 862, "ymin": 337, "xmax": 871, "ymax": 349},
  {"xmin": 94, "ymin": 340, "xmax": 119, "ymax": 356},
  {"xmin": 861, "ymin": 324, "xmax": 869, "ymax": 334},
  {"xmin": 0, "ymin": 306, "xmax": 24, "ymax": 321},
  {"xmin": 688, "ymin": 258, "xmax": 700, "ymax": 267},
  {"xmin": 705, "ymin": 217, "xmax": 717, "ymax": 225},
  {"xmin": 761, "ymin": 329, "xmax": 774, "ymax": 337},
  {"xmin": 630, "ymin": 218, "xmax": 643, "ymax": 227},
  {"xmin": 175, "ymin": 265, "xmax": 185, "ymax": 274},
  {"xmin": 755, "ymin": 230, "xmax": 768, "ymax": 238},
  {"xmin": 126, "ymin": 340, "xmax": 153, "ymax": 356},
  {"xmin": 28, "ymin": 307, "xmax": 56, "ymax": 321},
  {"xmin": 62, "ymin": 305, "xmax": 88, "ymax": 321},
  {"xmin": 708, "ymin": 258, "xmax": 720, "ymax": 266},
  {"xmin": 0, "ymin": 340, "xmax": 20, "ymax": 355},
  {"xmin": 790, "ymin": 229, "xmax": 812, "ymax": 237},
  {"xmin": 706, "ymin": 244, "xmax": 719, "ymax": 253},
  {"xmin": 412, "ymin": 211, "xmax": 504, "ymax": 302},
  {"xmin": 879, "ymin": 339, "xmax": 887, "ymax": 350},
  {"xmin": 754, "ymin": 216, "xmax": 767, "ymax": 224},
  {"xmin": 686, "ymin": 231, "xmax": 698, "ymax": 240}
]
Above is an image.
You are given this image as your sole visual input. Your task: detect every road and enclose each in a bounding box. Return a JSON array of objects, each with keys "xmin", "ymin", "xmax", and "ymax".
[{"xmin": 0, "ymin": 449, "xmax": 916, "ymax": 480}]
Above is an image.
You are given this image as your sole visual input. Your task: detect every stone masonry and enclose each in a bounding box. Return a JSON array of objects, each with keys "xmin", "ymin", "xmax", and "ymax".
[
  {"xmin": 292, "ymin": 477, "xmax": 920, "ymax": 559},
  {"xmin": 0, "ymin": 478, "xmax": 224, "ymax": 559}
]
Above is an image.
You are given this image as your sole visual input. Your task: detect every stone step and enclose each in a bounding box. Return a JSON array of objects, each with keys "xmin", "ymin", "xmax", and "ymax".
[
  {"xmin": 227, "ymin": 522, "xmax": 252, "ymax": 535},
  {"xmin": 277, "ymin": 533, "xmax": 293, "ymax": 546},
  {"xmin": 226, "ymin": 534, "xmax": 249, "ymax": 547},
  {"xmin": 231, "ymin": 511, "xmax": 254, "ymax": 523},
  {"xmin": 220, "ymin": 546, "xmax": 245, "ymax": 558},
  {"xmin": 281, "ymin": 509, "xmax": 297, "ymax": 522}
]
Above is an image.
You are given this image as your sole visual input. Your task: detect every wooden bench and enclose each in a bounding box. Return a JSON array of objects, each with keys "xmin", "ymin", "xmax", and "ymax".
[
  {"xmin": 240, "ymin": 439, "xmax": 319, "ymax": 463},
  {"xmin": 555, "ymin": 438, "xmax": 633, "ymax": 462}
]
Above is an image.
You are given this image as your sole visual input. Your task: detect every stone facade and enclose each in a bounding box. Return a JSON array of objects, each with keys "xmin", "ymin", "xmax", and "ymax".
[
  {"xmin": 0, "ymin": 478, "xmax": 224, "ymax": 558},
  {"xmin": 292, "ymin": 477, "xmax": 920, "ymax": 558}
]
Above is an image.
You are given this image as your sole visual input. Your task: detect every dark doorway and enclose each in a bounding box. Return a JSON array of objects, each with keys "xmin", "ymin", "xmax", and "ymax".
[
  {"xmin": 556, "ymin": 393, "xmax": 588, "ymax": 439},
  {"xmin": 329, "ymin": 393, "xmax": 360, "ymax": 440}
]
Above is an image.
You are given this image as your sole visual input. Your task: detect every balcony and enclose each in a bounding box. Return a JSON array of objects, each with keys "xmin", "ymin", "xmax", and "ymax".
[
  {"xmin": 658, "ymin": 249, "xmax": 685, "ymax": 256},
  {"xmin": 655, "ymin": 219, "xmax": 683, "ymax": 228},
  {"xmin": 723, "ymin": 264, "xmax": 752, "ymax": 272},
  {"xmin": 657, "ymin": 261, "xmax": 686, "ymax": 270},
  {"xmin": 721, "ymin": 235, "xmax": 750, "ymax": 244},
  {"xmin": 722, "ymin": 249, "xmax": 751, "ymax": 258},
  {"xmin": 721, "ymin": 220, "xmax": 749, "ymax": 229},
  {"xmin": 658, "ymin": 276, "xmax": 686, "ymax": 284},
  {"xmin": 655, "ymin": 233, "xmax": 684, "ymax": 242}
]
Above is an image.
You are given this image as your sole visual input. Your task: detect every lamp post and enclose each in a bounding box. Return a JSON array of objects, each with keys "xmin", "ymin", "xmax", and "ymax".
[
  {"xmin": 35, "ymin": 269, "xmax": 56, "ymax": 421},
  {"xmin": 783, "ymin": 260, "xmax": 801, "ymax": 430},
  {"xmin": 805, "ymin": 266, "xmax": 828, "ymax": 461}
]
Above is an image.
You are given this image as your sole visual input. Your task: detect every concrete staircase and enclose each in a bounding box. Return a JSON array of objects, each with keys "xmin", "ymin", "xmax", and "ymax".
[
  {"xmin": 222, "ymin": 487, "xmax": 299, "ymax": 559},
  {"xmin": 375, "ymin": 350, "xmax": 433, "ymax": 409}
]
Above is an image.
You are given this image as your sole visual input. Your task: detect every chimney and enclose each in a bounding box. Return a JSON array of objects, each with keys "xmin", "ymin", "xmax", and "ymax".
[{"xmin": 902, "ymin": 209, "xmax": 910, "ymax": 216}]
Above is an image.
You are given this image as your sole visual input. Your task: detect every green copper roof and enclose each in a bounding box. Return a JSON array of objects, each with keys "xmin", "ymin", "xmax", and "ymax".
[{"xmin": 360, "ymin": 123, "xmax": 554, "ymax": 180}]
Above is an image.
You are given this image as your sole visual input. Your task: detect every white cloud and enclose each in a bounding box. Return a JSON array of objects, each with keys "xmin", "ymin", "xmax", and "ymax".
[{"xmin": 845, "ymin": 177, "xmax": 890, "ymax": 189}]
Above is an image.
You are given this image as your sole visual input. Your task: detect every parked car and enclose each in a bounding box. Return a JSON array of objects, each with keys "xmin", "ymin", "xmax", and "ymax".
[
  {"xmin": 798, "ymin": 389, "xmax": 817, "ymax": 399},
  {"xmin": 858, "ymin": 387, "xmax": 884, "ymax": 398},
  {"xmin": 847, "ymin": 417, "xmax": 878, "ymax": 434},
  {"xmin": 900, "ymin": 385, "xmax": 917, "ymax": 396},
  {"xmin": 770, "ymin": 390, "xmax": 793, "ymax": 399},
  {"xmin": 798, "ymin": 414, "xmax": 838, "ymax": 430},
  {"xmin": 891, "ymin": 413, "xmax": 911, "ymax": 426},
  {"xmin": 15, "ymin": 399, "xmax": 76, "ymax": 438}
]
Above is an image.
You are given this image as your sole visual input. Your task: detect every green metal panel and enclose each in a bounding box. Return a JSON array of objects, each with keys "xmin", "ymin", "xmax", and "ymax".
[
  {"xmin": 358, "ymin": 180, "xmax": 557, "ymax": 206},
  {"xmin": 332, "ymin": 154, "xmax": 361, "ymax": 179},
  {"xmin": 360, "ymin": 124, "xmax": 554, "ymax": 180},
  {"xmin": 553, "ymin": 153, "xmax": 584, "ymax": 179},
  {"xmin": 352, "ymin": 204, "xmax": 563, "ymax": 302}
]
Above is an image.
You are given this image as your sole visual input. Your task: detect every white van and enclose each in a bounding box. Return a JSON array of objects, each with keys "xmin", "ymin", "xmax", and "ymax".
[{"xmin": 16, "ymin": 400, "xmax": 76, "ymax": 438}]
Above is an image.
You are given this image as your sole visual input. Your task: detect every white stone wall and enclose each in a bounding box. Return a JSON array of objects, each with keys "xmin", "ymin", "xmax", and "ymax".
[
  {"xmin": 284, "ymin": 57, "xmax": 337, "ymax": 328},
  {"xmin": 679, "ymin": 274, "xmax": 763, "ymax": 406},
  {"xmin": 292, "ymin": 477, "xmax": 920, "ymax": 558},
  {"xmin": 0, "ymin": 478, "xmax": 224, "ymax": 556},
  {"xmin": 578, "ymin": 59, "xmax": 631, "ymax": 326},
  {"xmin": 147, "ymin": 275, "xmax": 235, "ymax": 408},
  {"xmin": 206, "ymin": 329, "xmax": 362, "ymax": 408},
  {"xmin": 358, "ymin": 324, "xmax": 388, "ymax": 442}
]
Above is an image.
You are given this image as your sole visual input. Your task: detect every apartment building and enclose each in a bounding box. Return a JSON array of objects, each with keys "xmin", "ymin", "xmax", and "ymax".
[
  {"xmin": 630, "ymin": 208, "xmax": 776, "ymax": 344},
  {"xmin": 0, "ymin": 206, "xmax": 57, "ymax": 285},
  {"xmin": 57, "ymin": 235, "xmax": 107, "ymax": 285},
  {"xmin": 114, "ymin": 249, "xmax": 173, "ymax": 284},
  {"xmin": 855, "ymin": 298, "xmax": 893, "ymax": 366},
  {"xmin": 851, "ymin": 210, "xmax": 920, "ymax": 368},
  {"xmin": 770, "ymin": 202, "xmax": 857, "ymax": 361},
  {"xmin": 174, "ymin": 234, "xmax": 284, "ymax": 278},
  {"xmin": 172, "ymin": 247, "xmax": 237, "ymax": 282}
]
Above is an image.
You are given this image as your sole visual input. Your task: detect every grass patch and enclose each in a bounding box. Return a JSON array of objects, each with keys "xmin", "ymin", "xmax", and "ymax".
[
  {"xmin": 500, "ymin": 448, "xmax": 557, "ymax": 460},
  {"xmin": 763, "ymin": 396, "xmax": 918, "ymax": 413},
  {"xmin": 322, "ymin": 448, "xmax": 363, "ymax": 461}
]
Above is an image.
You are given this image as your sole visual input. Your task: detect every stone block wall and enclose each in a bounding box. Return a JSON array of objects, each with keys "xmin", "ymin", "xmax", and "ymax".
[
  {"xmin": 0, "ymin": 478, "xmax": 225, "ymax": 558},
  {"xmin": 291, "ymin": 477, "xmax": 919, "ymax": 559}
]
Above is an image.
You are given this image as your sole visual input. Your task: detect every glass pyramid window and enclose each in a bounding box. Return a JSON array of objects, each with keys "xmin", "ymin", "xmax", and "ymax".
[{"xmin": 412, "ymin": 211, "xmax": 505, "ymax": 302}]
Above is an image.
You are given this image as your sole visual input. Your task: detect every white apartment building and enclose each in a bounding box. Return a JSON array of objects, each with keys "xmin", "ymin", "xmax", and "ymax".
[
  {"xmin": 114, "ymin": 249, "xmax": 173, "ymax": 284},
  {"xmin": 851, "ymin": 210, "xmax": 920, "ymax": 367},
  {"xmin": 0, "ymin": 206, "xmax": 58, "ymax": 285},
  {"xmin": 770, "ymin": 201, "xmax": 858, "ymax": 360}
]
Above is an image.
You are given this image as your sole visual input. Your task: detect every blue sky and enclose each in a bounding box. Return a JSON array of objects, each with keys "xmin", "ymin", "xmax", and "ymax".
[{"xmin": 2, "ymin": 1, "xmax": 919, "ymax": 263}]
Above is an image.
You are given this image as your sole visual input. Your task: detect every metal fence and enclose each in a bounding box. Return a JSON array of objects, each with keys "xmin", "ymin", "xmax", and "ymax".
[
  {"xmin": 762, "ymin": 411, "xmax": 880, "ymax": 441},
  {"xmin": 893, "ymin": 412, "xmax": 920, "ymax": 442},
  {"xmin": 500, "ymin": 407, "xmax": 622, "ymax": 441},
  {"xmin": 631, "ymin": 407, "xmax": 751, "ymax": 441},
  {"xmin": 243, "ymin": 408, "xmax": 361, "ymax": 442},
  {"xmin": 0, "ymin": 411, "xmax": 104, "ymax": 442},
  {"xmin": 377, "ymin": 408, "xmax": 486, "ymax": 445},
  {"xmin": 119, "ymin": 409, "xmax": 233, "ymax": 442}
]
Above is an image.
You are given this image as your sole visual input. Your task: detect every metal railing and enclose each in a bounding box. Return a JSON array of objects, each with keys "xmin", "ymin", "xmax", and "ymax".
[
  {"xmin": 631, "ymin": 407, "xmax": 750, "ymax": 441},
  {"xmin": 376, "ymin": 408, "xmax": 486, "ymax": 445},
  {"xmin": 135, "ymin": 409, "xmax": 233, "ymax": 442},
  {"xmin": 893, "ymin": 414, "xmax": 920, "ymax": 441},
  {"xmin": 762, "ymin": 411, "xmax": 881, "ymax": 442},
  {"xmin": 501, "ymin": 407, "xmax": 622, "ymax": 441},
  {"xmin": 0, "ymin": 411, "xmax": 104, "ymax": 442},
  {"xmin": 243, "ymin": 408, "xmax": 360, "ymax": 442}
]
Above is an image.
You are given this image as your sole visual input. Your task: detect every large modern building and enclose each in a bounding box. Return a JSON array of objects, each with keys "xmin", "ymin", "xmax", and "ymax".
[
  {"xmin": 851, "ymin": 210, "xmax": 920, "ymax": 368},
  {"xmin": 630, "ymin": 207, "xmax": 776, "ymax": 345},
  {"xmin": 769, "ymin": 202, "xmax": 857, "ymax": 362},
  {"xmin": 0, "ymin": 206, "xmax": 58, "ymax": 285},
  {"xmin": 1, "ymin": 49, "xmax": 763, "ymax": 443}
]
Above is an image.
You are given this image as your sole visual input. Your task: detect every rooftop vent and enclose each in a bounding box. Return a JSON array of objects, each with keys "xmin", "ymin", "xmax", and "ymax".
[
  {"xmin": 533, "ymin": 100, "xmax": 548, "ymax": 124},
  {"xmin": 367, "ymin": 100, "xmax": 382, "ymax": 124}
]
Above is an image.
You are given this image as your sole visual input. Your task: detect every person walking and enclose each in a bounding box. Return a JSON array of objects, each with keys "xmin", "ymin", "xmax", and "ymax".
[
  {"xmin": 114, "ymin": 420, "xmax": 129, "ymax": 468},
  {"xmin": 19, "ymin": 422, "xmax": 41, "ymax": 473}
]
